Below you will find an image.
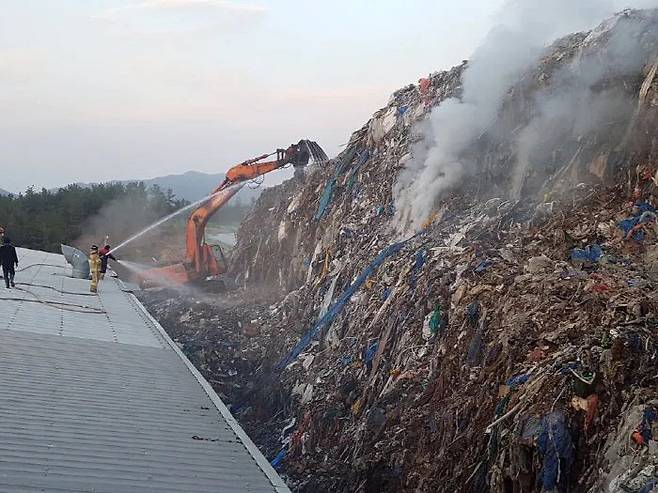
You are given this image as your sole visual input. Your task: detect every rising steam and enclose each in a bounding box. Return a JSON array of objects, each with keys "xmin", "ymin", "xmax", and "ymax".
[
  {"xmin": 393, "ymin": 0, "xmax": 657, "ymax": 232},
  {"xmin": 511, "ymin": 11, "xmax": 657, "ymax": 198}
]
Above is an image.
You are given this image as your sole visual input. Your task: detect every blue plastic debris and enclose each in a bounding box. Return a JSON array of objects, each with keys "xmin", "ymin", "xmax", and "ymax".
[
  {"xmin": 414, "ymin": 250, "xmax": 426, "ymax": 270},
  {"xmin": 537, "ymin": 412, "xmax": 574, "ymax": 491},
  {"xmin": 506, "ymin": 374, "xmax": 530, "ymax": 389},
  {"xmin": 466, "ymin": 302, "xmax": 480, "ymax": 327},
  {"xmin": 618, "ymin": 202, "xmax": 657, "ymax": 241},
  {"xmin": 316, "ymin": 153, "xmax": 365, "ymax": 220},
  {"xmin": 270, "ymin": 446, "xmax": 287, "ymax": 470},
  {"xmin": 640, "ymin": 479, "xmax": 658, "ymax": 493},
  {"xmin": 375, "ymin": 202, "xmax": 396, "ymax": 217},
  {"xmin": 382, "ymin": 287, "xmax": 391, "ymax": 301},
  {"xmin": 474, "ymin": 259, "xmax": 493, "ymax": 273},
  {"xmin": 570, "ymin": 244, "xmax": 603, "ymax": 263},
  {"xmin": 346, "ymin": 150, "xmax": 370, "ymax": 190},
  {"xmin": 315, "ymin": 178, "xmax": 336, "ymax": 220},
  {"xmin": 639, "ymin": 405, "xmax": 658, "ymax": 443},
  {"xmin": 619, "ymin": 218, "xmax": 646, "ymax": 241},
  {"xmin": 410, "ymin": 250, "xmax": 426, "ymax": 288},
  {"xmin": 276, "ymin": 239, "xmax": 409, "ymax": 370},
  {"xmin": 363, "ymin": 342, "xmax": 379, "ymax": 364},
  {"xmin": 340, "ymin": 355, "xmax": 353, "ymax": 365},
  {"xmin": 557, "ymin": 361, "xmax": 579, "ymax": 374},
  {"xmin": 637, "ymin": 201, "xmax": 656, "ymax": 214}
]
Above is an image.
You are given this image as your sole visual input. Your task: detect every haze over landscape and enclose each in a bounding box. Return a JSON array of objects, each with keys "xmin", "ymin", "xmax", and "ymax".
[
  {"xmin": 2, "ymin": 0, "xmax": 511, "ymax": 192},
  {"xmin": 3, "ymin": 2, "xmax": 658, "ymax": 492},
  {"xmin": 5, "ymin": 1, "xmax": 650, "ymax": 194}
]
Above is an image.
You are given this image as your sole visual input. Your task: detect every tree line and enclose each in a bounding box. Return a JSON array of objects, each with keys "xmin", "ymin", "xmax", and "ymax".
[{"xmin": 0, "ymin": 182, "xmax": 252, "ymax": 254}]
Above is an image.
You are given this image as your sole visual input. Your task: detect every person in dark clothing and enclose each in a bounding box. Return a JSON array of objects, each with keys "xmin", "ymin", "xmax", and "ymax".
[
  {"xmin": 0, "ymin": 226, "xmax": 5, "ymax": 280},
  {"xmin": 0, "ymin": 237, "xmax": 18, "ymax": 288},
  {"xmin": 98, "ymin": 244, "xmax": 117, "ymax": 280}
]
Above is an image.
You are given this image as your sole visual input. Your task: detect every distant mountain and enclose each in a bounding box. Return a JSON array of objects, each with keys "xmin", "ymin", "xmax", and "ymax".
[
  {"xmin": 135, "ymin": 171, "xmax": 261, "ymax": 205},
  {"xmin": 0, "ymin": 188, "xmax": 12, "ymax": 196}
]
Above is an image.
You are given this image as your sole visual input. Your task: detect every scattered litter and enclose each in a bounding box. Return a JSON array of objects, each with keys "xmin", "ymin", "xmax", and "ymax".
[{"xmin": 140, "ymin": 10, "xmax": 658, "ymax": 492}]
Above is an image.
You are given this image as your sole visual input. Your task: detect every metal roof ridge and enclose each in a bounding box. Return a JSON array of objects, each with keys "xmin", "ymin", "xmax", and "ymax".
[{"xmin": 126, "ymin": 284, "xmax": 291, "ymax": 493}]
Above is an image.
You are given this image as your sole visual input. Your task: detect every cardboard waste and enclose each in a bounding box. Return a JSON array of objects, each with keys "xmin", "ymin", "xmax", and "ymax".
[{"xmin": 141, "ymin": 9, "xmax": 658, "ymax": 493}]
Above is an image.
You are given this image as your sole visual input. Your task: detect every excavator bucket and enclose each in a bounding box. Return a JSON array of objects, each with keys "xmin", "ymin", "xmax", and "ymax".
[{"xmin": 300, "ymin": 140, "xmax": 328, "ymax": 165}]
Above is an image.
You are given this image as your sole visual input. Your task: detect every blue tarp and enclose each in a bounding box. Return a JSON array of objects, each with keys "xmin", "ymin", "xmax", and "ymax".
[
  {"xmin": 474, "ymin": 258, "xmax": 493, "ymax": 273},
  {"xmin": 637, "ymin": 202, "xmax": 656, "ymax": 214},
  {"xmin": 346, "ymin": 150, "xmax": 370, "ymax": 190},
  {"xmin": 270, "ymin": 446, "xmax": 287, "ymax": 470},
  {"xmin": 363, "ymin": 342, "xmax": 379, "ymax": 364},
  {"xmin": 414, "ymin": 250, "xmax": 426, "ymax": 270},
  {"xmin": 276, "ymin": 239, "xmax": 408, "ymax": 370},
  {"xmin": 315, "ymin": 179, "xmax": 336, "ymax": 220},
  {"xmin": 618, "ymin": 202, "xmax": 657, "ymax": 241},
  {"xmin": 640, "ymin": 479, "xmax": 658, "ymax": 493},
  {"xmin": 537, "ymin": 412, "xmax": 574, "ymax": 491},
  {"xmin": 317, "ymin": 150, "xmax": 371, "ymax": 219},
  {"xmin": 506, "ymin": 374, "xmax": 530, "ymax": 389},
  {"xmin": 571, "ymin": 244, "xmax": 603, "ymax": 263},
  {"xmin": 409, "ymin": 250, "xmax": 426, "ymax": 288},
  {"xmin": 639, "ymin": 405, "xmax": 658, "ymax": 443},
  {"xmin": 340, "ymin": 355, "xmax": 353, "ymax": 365}
]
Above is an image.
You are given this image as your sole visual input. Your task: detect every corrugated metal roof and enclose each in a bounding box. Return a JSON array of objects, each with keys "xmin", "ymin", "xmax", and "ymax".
[{"xmin": 0, "ymin": 248, "xmax": 290, "ymax": 493}]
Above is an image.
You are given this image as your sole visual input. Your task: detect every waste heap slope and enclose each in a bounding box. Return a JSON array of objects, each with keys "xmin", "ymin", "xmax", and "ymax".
[{"xmin": 226, "ymin": 9, "xmax": 658, "ymax": 492}]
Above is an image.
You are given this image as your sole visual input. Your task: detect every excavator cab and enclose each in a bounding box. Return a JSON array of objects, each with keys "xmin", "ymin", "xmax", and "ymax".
[
  {"xmin": 208, "ymin": 243, "xmax": 229, "ymax": 276},
  {"xmin": 200, "ymin": 243, "xmax": 231, "ymax": 291},
  {"xmin": 212, "ymin": 244, "xmax": 227, "ymax": 266}
]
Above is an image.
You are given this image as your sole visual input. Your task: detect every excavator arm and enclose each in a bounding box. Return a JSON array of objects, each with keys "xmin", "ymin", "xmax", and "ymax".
[{"xmin": 137, "ymin": 140, "xmax": 327, "ymax": 287}]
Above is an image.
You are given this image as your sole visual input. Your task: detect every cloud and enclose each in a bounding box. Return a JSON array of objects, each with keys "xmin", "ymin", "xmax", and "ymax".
[
  {"xmin": 154, "ymin": 0, "xmax": 266, "ymax": 12},
  {"xmin": 93, "ymin": 0, "xmax": 268, "ymax": 35},
  {"xmin": 0, "ymin": 49, "xmax": 47, "ymax": 83},
  {"xmin": 97, "ymin": 0, "xmax": 267, "ymax": 18}
]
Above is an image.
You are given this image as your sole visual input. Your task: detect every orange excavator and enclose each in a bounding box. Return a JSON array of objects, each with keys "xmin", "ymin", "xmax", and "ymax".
[{"xmin": 137, "ymin": 140, "xmax": 327, "ymax": 287}]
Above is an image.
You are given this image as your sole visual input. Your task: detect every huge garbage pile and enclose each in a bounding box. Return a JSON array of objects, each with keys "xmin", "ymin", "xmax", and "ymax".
[{"xmin": 145, "ymin": 9, "xmax": 658, "ymax": 493}]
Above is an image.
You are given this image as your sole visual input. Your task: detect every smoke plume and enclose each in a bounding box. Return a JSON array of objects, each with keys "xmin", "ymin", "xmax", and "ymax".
[
  {"xmin": 75, "ymin": 190, "xmax": 185, "ymax": 261},
  {"xmin": 393, "ymin": 0, "xmax": 656, "ymax": 232},
  {"xmin": 511, "ymin": 11, "xmax": 657, "ymax": 198}
]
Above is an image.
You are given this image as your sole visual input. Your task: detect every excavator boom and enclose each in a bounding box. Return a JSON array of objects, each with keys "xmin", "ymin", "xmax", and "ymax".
[{"xmin": 137, "ymin": 140, "xmax": 327, "ymax": 287}]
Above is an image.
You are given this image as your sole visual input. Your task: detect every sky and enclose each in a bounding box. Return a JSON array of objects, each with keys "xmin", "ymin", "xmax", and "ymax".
[{"xmin": 0, "ymin": 0, "xmax": 644, "ymax": 192}]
